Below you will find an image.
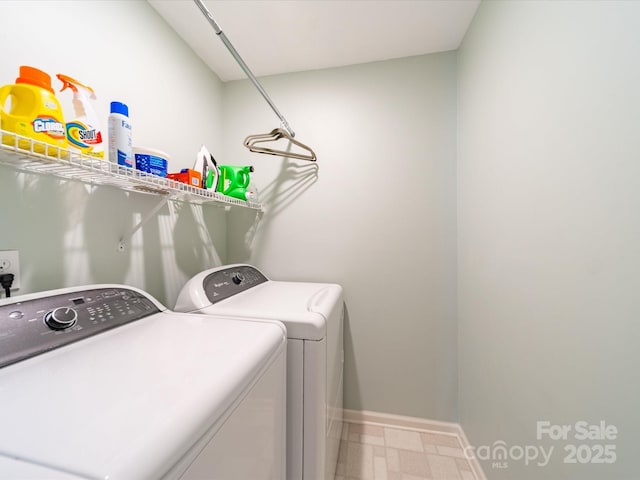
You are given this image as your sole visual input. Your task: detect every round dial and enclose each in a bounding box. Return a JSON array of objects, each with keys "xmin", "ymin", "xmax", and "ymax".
[
  {"xmin": 232, "ymin": 273, "xmax": 245, "ymax": 285},
  {"xmin": 44, "ymin": 307, "xmax": 78, "ymax": 330}
]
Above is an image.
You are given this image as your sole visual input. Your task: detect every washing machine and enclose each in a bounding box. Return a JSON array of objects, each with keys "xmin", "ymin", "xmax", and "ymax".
[
  {"xmin": 0, "ymin": 284, "xmax": 286, "ymax": 479},
  {"xmin": 175, "ymin": 264, "xmax": 344, "ymax": 480}
]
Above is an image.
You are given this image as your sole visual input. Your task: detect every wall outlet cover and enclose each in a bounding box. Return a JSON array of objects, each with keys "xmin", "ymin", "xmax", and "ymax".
[{"xmin": 0, "ymin": 250, "xmax": 20, "ymax": 290}]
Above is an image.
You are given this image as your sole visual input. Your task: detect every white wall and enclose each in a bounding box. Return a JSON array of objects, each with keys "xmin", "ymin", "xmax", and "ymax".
[
  {"xmin": 458, "ymin": 1, "xmax": 640, "ymax": 478},
  {"xmin": 222, "ymin": 54, "xmax": 458, "ymax": 420},
  {"xmin": 0, "ymin": 1, "xmax": 228, "ymax": 306}
]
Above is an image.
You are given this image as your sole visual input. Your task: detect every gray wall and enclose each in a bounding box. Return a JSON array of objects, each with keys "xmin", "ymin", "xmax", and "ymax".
[
  {"xmin": 6, "ymin": 7, "xmax": 637, "ymax": 479},
  {"xmin": 1, "ymin": 2, "xmax": 459, "ymax": 421},
  {"xmin": 458, "ymin": 1, "xmax": 640, "ymax": 478},
  {"xmin": 222, "ymin": 54, "xmax": 458, "ymax": 420},
  {"xmin": 0, "ymin": 1, "xmax": 228, "ymax": 306}
]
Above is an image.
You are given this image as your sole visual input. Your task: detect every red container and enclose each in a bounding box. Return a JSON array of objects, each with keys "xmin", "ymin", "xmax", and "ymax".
[{"xmin": 168, "ymin": 169, "xmax": 202, "ymax": 188}]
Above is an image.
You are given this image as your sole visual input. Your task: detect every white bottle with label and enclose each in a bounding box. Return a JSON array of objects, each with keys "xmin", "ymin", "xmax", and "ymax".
[{"xmin": 108, "ymin": 101, "xmax": 132, "ymax": 168}]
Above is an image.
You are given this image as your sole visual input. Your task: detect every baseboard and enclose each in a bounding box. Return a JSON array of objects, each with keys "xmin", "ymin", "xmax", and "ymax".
[{"xmin": 342, "ymin": 409, "xmax": 487, "ymax": 480}]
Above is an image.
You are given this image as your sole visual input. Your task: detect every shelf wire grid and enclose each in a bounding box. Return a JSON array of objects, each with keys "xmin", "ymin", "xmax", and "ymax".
[{"xmin": 0, "ymin": 129, "xmax": 262, "ymax": 210}]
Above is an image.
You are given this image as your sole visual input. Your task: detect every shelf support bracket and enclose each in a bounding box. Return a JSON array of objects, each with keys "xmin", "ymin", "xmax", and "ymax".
[{"xmin": 118, "ymin": 196, "xmax": 170, "ymax": 252}]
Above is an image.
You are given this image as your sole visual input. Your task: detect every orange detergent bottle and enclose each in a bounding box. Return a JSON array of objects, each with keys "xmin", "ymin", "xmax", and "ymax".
[{"xmin": 0, "ymin": 66, "xmax": 67, "ymax": 155}]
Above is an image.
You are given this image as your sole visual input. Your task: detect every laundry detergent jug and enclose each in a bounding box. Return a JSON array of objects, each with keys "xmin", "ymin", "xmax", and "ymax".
[
  {"xmin": 0, "ymin": 66, "xmax": 67, "ymax": 155},
  {"xmin": 217, "ymin": 165, "xmax": 254, "ymax": 200}
]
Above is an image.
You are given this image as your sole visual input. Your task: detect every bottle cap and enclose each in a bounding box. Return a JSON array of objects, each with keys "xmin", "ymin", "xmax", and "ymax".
[
  {"xmin": 110, "ymin": 101, "xmax": 129, "ymax": 117},
  {"xmin": 16, "ymin": 66, "xmax": 53, "ymax": 94}
]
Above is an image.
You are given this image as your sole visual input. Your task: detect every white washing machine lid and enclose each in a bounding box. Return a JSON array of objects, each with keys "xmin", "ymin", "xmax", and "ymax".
[
  {"xmin": 0, "ymin": 455, "xmax": 84, "ymax": 479},
  {"xmin": 0, "ymin": 309, "xmax": 286, "ymax": 480},
  {"xmin": 176, "ymin": 271, "xmax": 343, "ymax": 341}
]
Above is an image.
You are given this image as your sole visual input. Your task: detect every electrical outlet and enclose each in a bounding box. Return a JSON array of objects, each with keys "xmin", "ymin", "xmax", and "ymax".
[{"xmin": 0, "ymin": 250, "xmax": 20, "ymax": 290}]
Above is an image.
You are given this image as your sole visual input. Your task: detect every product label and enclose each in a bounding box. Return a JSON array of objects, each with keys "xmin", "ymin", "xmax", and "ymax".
[
  {"xmin": 117, "ymin": 149, "xmax": 132, "ymax": 167},
  {"xmin": 32, "ymin": 116, "xmax": 65, "ymax": 139},
  {"xmin": 66, "ymin": 121, "xmax": 103, "ymax": 150},
  {"xmin": 134, "ymin": 153, "xmax": 167, "ymax": 177}
]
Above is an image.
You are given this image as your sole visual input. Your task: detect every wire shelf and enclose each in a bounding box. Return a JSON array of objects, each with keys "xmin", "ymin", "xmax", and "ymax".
[{"xmin": 0, "ymin": 129, "xmax": 262, "ymax": 210}]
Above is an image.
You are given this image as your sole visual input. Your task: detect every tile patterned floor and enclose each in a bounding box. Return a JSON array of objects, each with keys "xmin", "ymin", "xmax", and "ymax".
[{"xmin": 336, "ymin": 421, "xmax": 479, "ymax": 480}]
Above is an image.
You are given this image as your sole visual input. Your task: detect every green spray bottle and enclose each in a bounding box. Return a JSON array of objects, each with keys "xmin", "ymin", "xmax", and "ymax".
[{"xmin": 216, "ymin": 165, "xmax": 254, "ymax": 200}]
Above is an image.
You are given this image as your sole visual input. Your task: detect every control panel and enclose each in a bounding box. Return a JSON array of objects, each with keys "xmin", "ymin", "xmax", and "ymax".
[
  {"xmin": 203, "ymin": 265, "xmax": 268, "ymax": 305},
  {"xmin": 0, "ymin": 287, "xmax": 161, "ymax": 369}
]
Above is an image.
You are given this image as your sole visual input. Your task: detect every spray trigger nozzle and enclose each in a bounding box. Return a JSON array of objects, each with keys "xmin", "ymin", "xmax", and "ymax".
[{"xmin": 56, "ymin": 74, "xmax": 97, "ymax": 99}]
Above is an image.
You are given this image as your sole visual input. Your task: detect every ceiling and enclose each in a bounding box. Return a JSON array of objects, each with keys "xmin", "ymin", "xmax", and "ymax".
[{"xmin": 148, "ymin": 0, "xmax": 480, "ymax": 82}]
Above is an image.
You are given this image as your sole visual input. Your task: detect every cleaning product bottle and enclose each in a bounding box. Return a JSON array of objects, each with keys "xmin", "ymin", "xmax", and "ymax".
[
  {"xmin": 0, "ymin": 66, "xmax": 66, "ymax": 155},
  {"xmin": 217, "ymin": 165, "xmax": 254, "ymax": 200},
  {"xmin": 246, "ymin": 180, "xmax": 259, "ymax": 201},
  {"xmin": 108, "ymin": 101, "xmax": 132, "ymax": 168},
  {"xmin": 56, "ymin": 74, "xmax": 104, "ymax": 159}
]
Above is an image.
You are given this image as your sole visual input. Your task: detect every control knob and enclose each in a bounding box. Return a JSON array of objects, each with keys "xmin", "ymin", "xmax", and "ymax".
[
  {"xmin": 44, "ymin": 307, "xmax": 78, "ymax": 330},
  {"xmin": 232, "ymin": 272, "xmax": 245, "ymax": 285}
]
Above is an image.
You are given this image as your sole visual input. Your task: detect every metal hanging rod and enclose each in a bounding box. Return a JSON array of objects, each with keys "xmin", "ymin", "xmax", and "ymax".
[{"xmin": 193, "ymin": 0, "xmax": 296, "ymax": 138}]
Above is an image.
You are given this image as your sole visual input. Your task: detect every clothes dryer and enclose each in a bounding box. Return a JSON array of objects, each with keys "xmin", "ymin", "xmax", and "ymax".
[
  {"xmin": 0, "ymin": 284, "xmax": 286, "ymax": 479},
  {"xmin": 175, "ymin": 264, "xmax": 344, "ymax": 480}
]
